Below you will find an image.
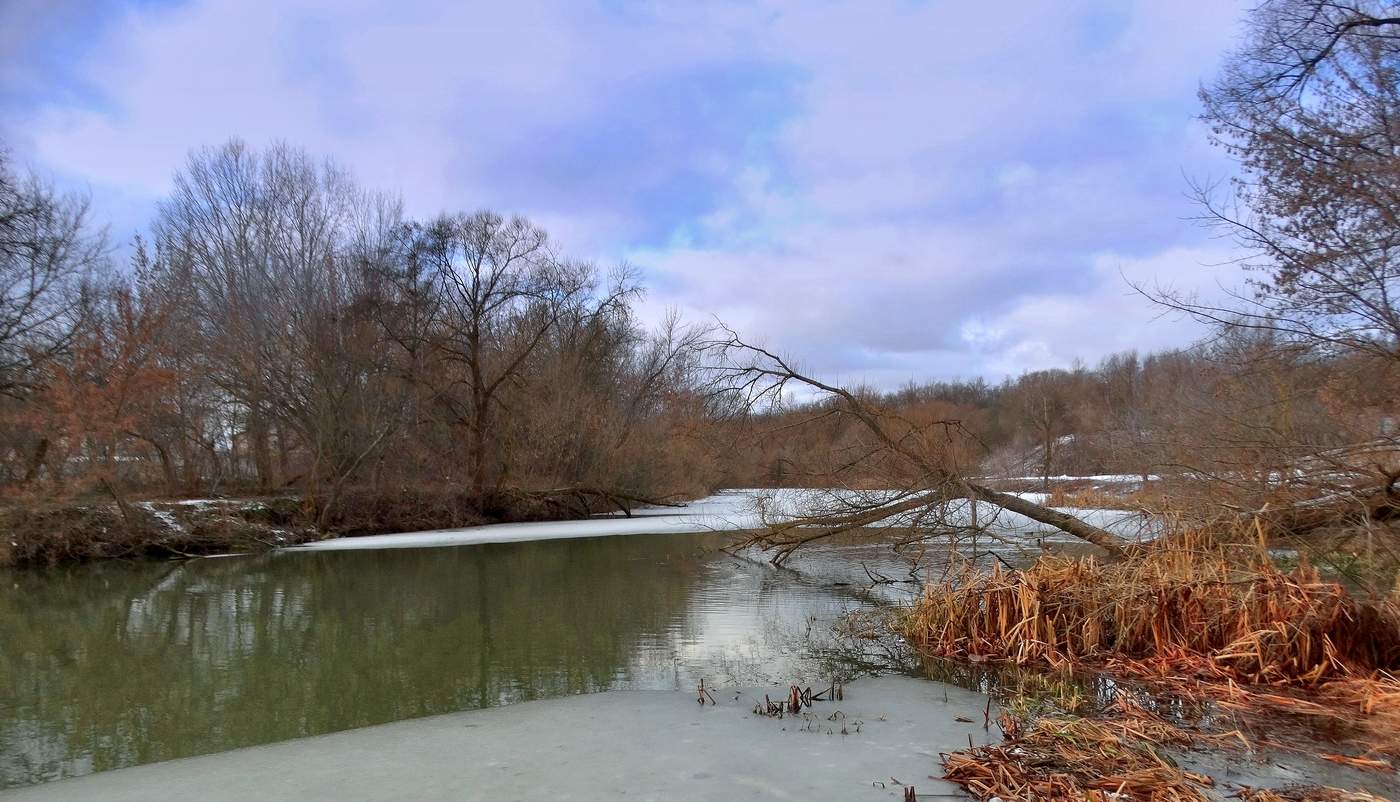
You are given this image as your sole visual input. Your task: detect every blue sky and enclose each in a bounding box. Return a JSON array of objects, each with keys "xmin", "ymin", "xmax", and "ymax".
[{"xmin": 0, "ymin": 0, "xmax": 1251, "ymax": 385}]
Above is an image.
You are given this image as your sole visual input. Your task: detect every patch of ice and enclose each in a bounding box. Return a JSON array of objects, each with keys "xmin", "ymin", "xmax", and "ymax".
[{"xmin": 288, "ymin": 488, "xmax": 1160, "ymax": 554}]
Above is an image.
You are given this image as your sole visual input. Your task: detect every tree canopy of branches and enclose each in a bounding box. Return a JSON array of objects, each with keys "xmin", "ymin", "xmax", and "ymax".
[
  {"xmin": 1193, "ymin": 0, "xmax": 1400, "ymax": 360},
  {"xmin": 1, "ymin": 139, "xmax": 717, "ymax": 526},
  {"xmin": 0, "ymin": 149, "xmax": 104, "ymax": 399}
]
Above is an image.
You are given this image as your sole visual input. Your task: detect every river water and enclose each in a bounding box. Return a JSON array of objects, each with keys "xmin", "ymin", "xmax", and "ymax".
[
  {"xmin": 0, "ymin": 525, "xmax": 922, "ymax": 790},
  {"xmin": 6, "ymin": 491, "xmax": 1386, "ymax": 797}
]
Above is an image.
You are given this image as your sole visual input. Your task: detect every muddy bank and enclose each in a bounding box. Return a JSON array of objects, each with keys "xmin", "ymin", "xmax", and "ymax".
[
  {"xmin": 0, "ymin": 486, "xmax": 635, "ymax": 567},
  {"xmin": 0, "ymin": 676, "xmax": 996, "ymax": 801}
]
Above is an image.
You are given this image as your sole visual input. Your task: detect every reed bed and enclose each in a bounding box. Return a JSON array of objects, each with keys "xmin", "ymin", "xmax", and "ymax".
[
  {"xmin": 943, "ymin": 699, "xmax": 1216, "ymax": 802},
  {"xmin": 902, "ymin": 532, "xmax": 1400, "ymax": 684},
  {"xmin": 910, "ymin": 530, "xmax": 1400, "ymax": 799}
]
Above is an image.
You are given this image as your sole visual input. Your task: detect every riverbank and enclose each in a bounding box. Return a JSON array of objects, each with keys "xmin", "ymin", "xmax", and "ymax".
[
  {"xmin": 0, "ymin": 485, "xmax": 1159, "ymax": 568},
  {"xmin": 0, "ymin": 486, "xmax": 694, "ymax": 567}
]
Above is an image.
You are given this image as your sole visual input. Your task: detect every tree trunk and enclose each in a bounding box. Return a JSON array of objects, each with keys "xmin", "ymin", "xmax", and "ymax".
[
  {"xmin": 249, "ymin": 415, "xmax": 273, "ymax": 492},
  {"xmin": 21, "ymin": 438, "xmax": 49, "ymax": 486},
  {"xmin": 153, "ymin": 441, "xmax": 177, "ymax": 496},
  {"xmin": 275, "ymin": 422, "xmax": 292, "ymax": 486},
  {"xmin": 470, "ymin": 406, "xmax": 489, "ymax": 505},
  {"xmin": 1042, "ymin": 425, "xmax": 1053, "ymax": 492},
  {"xmin": 966, "ymin": 481, "xmax": 1129, "ymax": 558}
]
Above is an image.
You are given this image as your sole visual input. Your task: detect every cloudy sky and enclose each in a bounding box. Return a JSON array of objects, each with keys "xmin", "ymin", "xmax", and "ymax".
[{"xmin": 0, "ymin": 0, "xmax": 1252, "ymax": 386}]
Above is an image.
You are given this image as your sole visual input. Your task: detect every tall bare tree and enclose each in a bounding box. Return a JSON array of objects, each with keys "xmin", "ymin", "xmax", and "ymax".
[
  {"xmin": 0, "ymin": 149, "xmax": 103, "ymax": 399},
  {"xmin": 152, "ymin": 139, "xmax": 404, "ymax": 503},
  {"xmin": 1187, "ymin": 0, "xmax": 1400, "ymax": 361},
  {"xmin": 401, "ymin": 212, "xmax": 637, "ymax": 502}
]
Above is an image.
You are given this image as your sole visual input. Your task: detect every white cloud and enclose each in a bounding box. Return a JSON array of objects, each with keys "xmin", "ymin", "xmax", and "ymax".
[{"xmin": 4, "ymin": 0, "xmax": 1256, "ymax": 384}]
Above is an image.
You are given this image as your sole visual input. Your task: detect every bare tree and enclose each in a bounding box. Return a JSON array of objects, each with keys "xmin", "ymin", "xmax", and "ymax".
[
  {"xmin": 1178, "ymin": 0, "xmax": 1400, "ymax": 361},
  {"xmin": 152, "ymin": 139, "xmax": 404, "ymax": 504},
  {"xmin": 401, "ymin": 212, "xmax": 637, "ymax": 503},
  {"xmin": 706, "ymin": 330, "xmax": 1131, "ymax": 562},
  {"xmin": 0, "ymin": 148, "xmax": 104, "ymax": 399},
  {"xmin": 1009, "ymin": 370, "xmax": 1076, "ymax": 491}
]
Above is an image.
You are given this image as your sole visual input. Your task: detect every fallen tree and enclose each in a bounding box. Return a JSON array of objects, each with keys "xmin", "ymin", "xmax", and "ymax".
[{"xmin": 706, "ymin": 332, "xmax": 1131, "ymax": 561}]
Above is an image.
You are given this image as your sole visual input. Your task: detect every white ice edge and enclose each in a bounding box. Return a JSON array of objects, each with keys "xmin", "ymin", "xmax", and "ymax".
[{"xmin": 286, "ymin": 488, "xmax": 1157, "ymax": 554}]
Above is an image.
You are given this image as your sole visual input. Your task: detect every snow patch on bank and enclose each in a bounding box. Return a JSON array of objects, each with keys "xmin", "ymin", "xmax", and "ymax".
[{"xmin": 138, "ymin": 502, "xmax": 187, "ymax": 535}]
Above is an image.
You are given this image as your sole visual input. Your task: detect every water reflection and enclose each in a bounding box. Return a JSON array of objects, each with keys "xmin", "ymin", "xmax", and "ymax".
[{"xmin": 0, "ymin": 533, "xmax": 887, "ymax": 789}]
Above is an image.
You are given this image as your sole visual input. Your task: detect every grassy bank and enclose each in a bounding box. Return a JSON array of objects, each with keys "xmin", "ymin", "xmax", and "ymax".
[{"xmin": 899, "ymin": 528, "xmax": 1400, "ymax": 800}]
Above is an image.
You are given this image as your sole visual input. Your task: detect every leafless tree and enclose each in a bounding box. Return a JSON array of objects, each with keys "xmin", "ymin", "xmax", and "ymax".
[
  {"xmin": 399, "ymin": 212, "xmax": 638, "ymax": 503},
  {"xmin": 1175, "ymin": 0, "xmax": 1400, "ymax": 362},
  {"xmin": 705, "ymin": 329, "xmax": 1131, "ymax": 563},
  {"xmin": 152, "ymin": 139, "xmax": 405, "ymax": 506},
  {"xmin": 0, "ymin": 149, "xmax": 104, "ymax": 399}
]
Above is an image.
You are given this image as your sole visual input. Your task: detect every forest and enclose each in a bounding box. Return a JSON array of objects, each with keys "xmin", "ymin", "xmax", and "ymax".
[
  {"xmin": 1, "ymin": 123, "xmax": 1397, "ymax": 565},
  {"xmin": 2, "ymin": 0, "xmax": 1400, "ymax": 573}
]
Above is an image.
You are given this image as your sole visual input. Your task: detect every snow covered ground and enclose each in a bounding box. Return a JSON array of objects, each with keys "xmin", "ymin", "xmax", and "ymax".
[{"xmin": 288, "ymin": 488, "xmax": 1157, "ymax": 553}]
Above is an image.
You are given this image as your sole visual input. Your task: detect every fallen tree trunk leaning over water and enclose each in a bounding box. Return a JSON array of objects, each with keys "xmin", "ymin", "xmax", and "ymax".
[
  {"xmin": 964, "ymin": 482, "xmax": 1128, "ymax": 556},
  {"xmin": 708, "ymin": 332, "xmax": 1130, "ymax": 560}
]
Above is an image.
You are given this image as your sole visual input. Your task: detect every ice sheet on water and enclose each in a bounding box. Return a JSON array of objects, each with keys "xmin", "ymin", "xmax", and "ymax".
[
  {"xmin": 288, "ymin": 487, "xmax": 1158, "ymax": 553},
  {"xmin": 994, "ymin": 474, "xmax": 1160, "ymax": 483}
]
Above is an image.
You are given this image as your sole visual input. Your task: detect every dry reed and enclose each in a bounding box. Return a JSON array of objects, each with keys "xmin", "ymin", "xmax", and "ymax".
[
  {"xmin": 943, "ymin": 698, "xmax": 1216, "ymax": 802},
  {"xmin": 911, "ymin": 530, "xmax": 1400, "ymax": 797},
  {"xmin": 903, "ymin": 531, "xmax": 1400, "ymax": 684}
]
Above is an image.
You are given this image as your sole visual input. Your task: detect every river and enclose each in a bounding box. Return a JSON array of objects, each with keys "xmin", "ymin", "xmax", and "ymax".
[
  {"xmin": 0, "ymin": 514, "xmax": 919, "ymax": 790},
  {"xmin": 5, "ymin": 490, "xmax": 1385, "ymax": 799}
]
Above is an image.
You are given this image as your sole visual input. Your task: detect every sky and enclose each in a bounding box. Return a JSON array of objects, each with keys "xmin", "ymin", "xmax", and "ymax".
[{"xmin": 0, "ymin": 0, "xmax": 1253, "ymax": 387}]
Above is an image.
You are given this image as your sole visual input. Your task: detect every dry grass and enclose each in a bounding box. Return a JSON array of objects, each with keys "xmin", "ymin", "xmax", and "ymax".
[
  {"xmin": 909, "ymin": 529, "xmax": 1400, "ymax": 798},
  {"xmin": 943, "ymin": 697, "xmax": 1219, "ymax": 801},
  {"xmin": 1234, "ymin": 786, "xmax": 1392, "ymax": 801}
]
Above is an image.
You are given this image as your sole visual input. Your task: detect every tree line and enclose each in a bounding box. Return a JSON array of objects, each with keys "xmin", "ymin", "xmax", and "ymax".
[
  {"xmin": 4, "ymin": 0, "xmax": 1400, "ymax": 543},
  {"xmin": 0, "ymin": 140, "xmax": 719, "ymax": 524},
  {"xmin": 719, "ymin": 334, "xmax": 1393, "ymax": 504}
]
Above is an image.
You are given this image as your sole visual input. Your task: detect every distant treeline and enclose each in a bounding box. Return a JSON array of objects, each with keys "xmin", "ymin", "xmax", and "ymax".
[{"xmin": 718, "ymin": 340, "xmax": 1394, "ymax": 503}]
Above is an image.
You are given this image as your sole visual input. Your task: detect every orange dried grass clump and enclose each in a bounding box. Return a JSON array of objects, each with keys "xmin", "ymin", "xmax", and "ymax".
[
  {"xmin": 943, "ymin": 699, "xmax": 1216, "ymax": 802},
  {"xmin": 1234, "ymin": 786, "xmax": 1392, "ymax": 802},
  {"xmin": 903, "ymin": 533, "xmax": 1400, "ymax": 684}
]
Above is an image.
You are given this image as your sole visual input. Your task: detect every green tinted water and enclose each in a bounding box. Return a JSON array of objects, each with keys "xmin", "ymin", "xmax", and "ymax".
[{"xmin": 0, "ymin": 533, "xmax": 888, "ymax": 789}]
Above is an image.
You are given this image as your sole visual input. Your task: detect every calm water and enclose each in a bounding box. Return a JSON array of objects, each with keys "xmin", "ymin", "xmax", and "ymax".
[{"xmin": 0, "ymin": 532, "xmax": 901, "ymax": 789}]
